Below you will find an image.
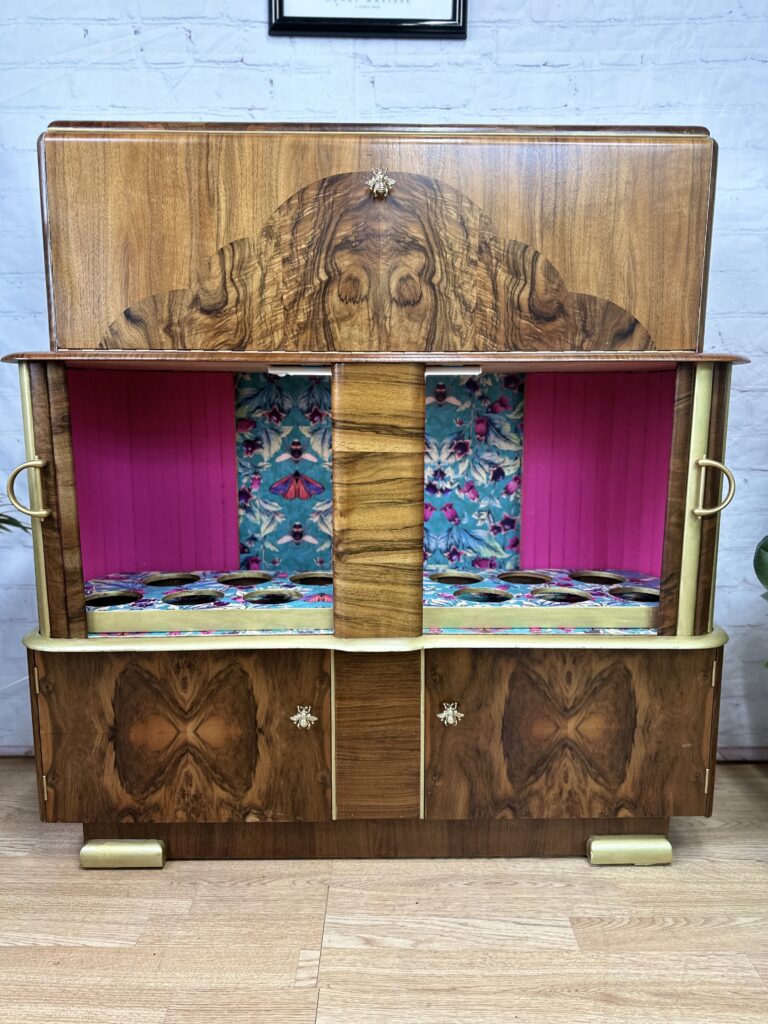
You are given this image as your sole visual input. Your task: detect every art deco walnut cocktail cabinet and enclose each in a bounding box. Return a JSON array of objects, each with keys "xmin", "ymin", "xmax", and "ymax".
[{"xmin": 5, "ymin": 123, "xmax": 742, "ymax": 866}]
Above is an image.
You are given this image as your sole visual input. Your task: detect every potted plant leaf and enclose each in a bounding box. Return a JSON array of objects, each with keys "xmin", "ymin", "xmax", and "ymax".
[
  {"xmin": 0, "ymin": 498, "xmax": 31, "ymax": 536},
  {"xmin": 756, "ymin": 536, "xmax": 768, "ymax": 596}
]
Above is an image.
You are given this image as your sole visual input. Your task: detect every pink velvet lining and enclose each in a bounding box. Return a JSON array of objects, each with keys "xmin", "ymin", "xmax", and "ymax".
[
  {"xmin": 519, "ymin": 371, "xmax": 676, "ymax": 576},
  {"xmin": 68, "ymin": 369, "xmax": 239, "ymax": 579}
]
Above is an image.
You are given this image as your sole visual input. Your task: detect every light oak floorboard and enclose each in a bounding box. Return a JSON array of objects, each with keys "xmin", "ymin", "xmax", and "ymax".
[
  {"xmin": 314, "ymin": 983, "xmax": 768, "ymax": 1024},
  {"xmin": 1, "ymin": 758, "xmax": 767, "ymax": 1024},
  {"xmin": 164, "ymin": 989, "xmax": 319, "ymax": 1024}
]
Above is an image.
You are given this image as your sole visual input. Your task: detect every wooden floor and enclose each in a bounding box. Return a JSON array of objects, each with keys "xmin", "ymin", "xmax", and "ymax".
[{"xmin": 1, "ymin": 758, "xmax": 767, "ymax": 1023}]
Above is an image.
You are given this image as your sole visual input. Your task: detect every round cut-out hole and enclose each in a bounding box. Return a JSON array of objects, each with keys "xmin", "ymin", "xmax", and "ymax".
[
  {"xmin": 534, "ymin": 587, "xmax": 590, "ymax": 605},
  {"xmin": 429, "ymin": 572, "xmax": 484, "ymax": 585},
  {"xmin": 163, "ymin": 589, "xmax": 221, "ymax": 607},
  {"xmin": 496, "ymin": 571, "xmax": 552, "ymax": 585},
  {"xmin": 569, "ymin": 570, "xmax": 626, "ymax": 585},
  {"xmin": 454, "ymin": 587, "xmax": 511, "ymax": 603},
  {"xmin": 144, "ymin": 572, "xmax": 201, "ymax": 587},
  {"xmin": 290, "ymin": 572, "xmax": 334, "ymax": 586},
  {"xmin": 243, "ymin": 589, "xmax": 297, "ymax": 605},
  {"xmin": 217, "ymin": 571, "xmax": 274, "ymax": 586},
  {"xmin": 85, "ymin": 590, "xmax": 141, "ymax": 609},
  {"xmin": 609, "ymin": 586, "xmax": 660, "ymax": 604}
]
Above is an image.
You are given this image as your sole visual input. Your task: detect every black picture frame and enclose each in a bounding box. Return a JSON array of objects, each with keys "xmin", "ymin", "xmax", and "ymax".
[{"xmin": 269, "ymin": 1, "xmax": 467, "ymax": 39}]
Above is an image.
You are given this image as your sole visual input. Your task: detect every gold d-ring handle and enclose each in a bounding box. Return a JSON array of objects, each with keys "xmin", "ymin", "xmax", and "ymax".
[
  {"xmin": 6, "ymin": 458, "xmax": 50, "ymax": 519},
  {"xmin": 693, "ymin": 457, "xmax": 736, "ymax": 518}
]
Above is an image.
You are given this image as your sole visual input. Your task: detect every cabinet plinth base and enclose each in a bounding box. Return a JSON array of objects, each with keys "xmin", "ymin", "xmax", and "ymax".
[
  {"xmin": 80, "ymin": 838, "xmax": 166, "ymax": 869},
  {"xmin": 82, "ymin": 818, "xmax": 669, "ymax": 860},
  {"xmin": 587, "ymin": 834, "xmax": 673, "ymax": 866}
]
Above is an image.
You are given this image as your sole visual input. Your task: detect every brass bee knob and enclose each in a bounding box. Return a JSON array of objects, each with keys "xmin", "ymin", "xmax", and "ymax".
[
  {"xmin": 290, "ymin": 705, "xmax": 318, "ymax": 730},
  {"xmin": 437, "ymin": 702, "xmax": 464, "ymax": 727},
  {"xmin": 365, "ymin": 169, "xmax": 395, "ymax": 199}
]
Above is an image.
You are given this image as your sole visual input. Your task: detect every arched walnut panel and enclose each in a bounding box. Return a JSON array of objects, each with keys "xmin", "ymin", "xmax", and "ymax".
[
  {"xmin": 102, "ymin": 172, "xmax": 652, "ymax": 353},
  {"xmin": 34, "ymin": 649, "xmax": 332, "ymax": 823},
  {"xmin": 41, "ymin": 125, "xmax": 716, "ymax": 351}
]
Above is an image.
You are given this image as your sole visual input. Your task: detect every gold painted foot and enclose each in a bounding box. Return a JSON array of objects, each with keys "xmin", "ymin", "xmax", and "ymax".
[
  {"xmin": 587, "ymin": 834, "xmax": 672, "ymax": 866},
  {"xmin": 80, "ymin": 839, "xmax": 166, "ymax": 869}
]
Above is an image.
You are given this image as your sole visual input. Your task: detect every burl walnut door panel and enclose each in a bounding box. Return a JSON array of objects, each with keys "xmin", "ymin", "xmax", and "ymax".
[
  {"xmin": 33, "ymin": 649, "xmax": 332, "ymax": 823},
  {"xmin": 426, "ymin": 648, "xmax": 718, "ymax": 820}
]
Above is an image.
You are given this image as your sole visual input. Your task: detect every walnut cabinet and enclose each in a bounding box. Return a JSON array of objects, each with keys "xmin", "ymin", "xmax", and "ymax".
[{"xmin": 6, "ymin": 123, "xmax": 741, "ymax": 860}]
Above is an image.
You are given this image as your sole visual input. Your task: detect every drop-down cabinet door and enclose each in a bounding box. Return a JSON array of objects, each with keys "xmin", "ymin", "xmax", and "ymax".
[
  {"xmin": 31, "ymin": 649, "xmax": 332, "ymax": 824},
  {"xmin": 425, "ymin": 648, "xmax": 721, "ymax": 821}
]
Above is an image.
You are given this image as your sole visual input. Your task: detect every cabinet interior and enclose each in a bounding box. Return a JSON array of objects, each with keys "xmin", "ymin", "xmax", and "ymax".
[
  {"xmin": 69, "ymin": 364, "xmax": 676, "ymax": 637},
  {"xmin": 68, "ymin": 367, "xmax": 334, "ymax": 635},
  {"xmin": 423, "ymin": 368, "xmax": 676, "ymax": 634}
]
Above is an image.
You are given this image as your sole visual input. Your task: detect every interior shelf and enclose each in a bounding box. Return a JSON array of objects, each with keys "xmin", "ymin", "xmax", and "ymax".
[
  {"xmin": 423, "ymin": 567, "xmax": 659, "ymax": 633},
  {"xmin": 84, "ymin": 569, "xmax": 333, "ymax": 635}
]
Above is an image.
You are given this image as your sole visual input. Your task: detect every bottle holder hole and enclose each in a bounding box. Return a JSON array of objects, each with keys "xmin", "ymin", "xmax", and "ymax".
[
  {"xmin": 569, "ymin": 570, "xmax": 626, "ymax": 585},
  {"xmin": 534, "ymin": 587, "xmax": 590, "ymax": 605},
  {"xmin": 162, "ymin": 589, "xmax": 222, "ymax": 607},
  {"xmin": 289, "ymin": 572, "xmax": 334, "ymax": 586},
  {"xmin": 430, "ymin": 571, "xmax": 484, "ymax": 585},
  {"xmin": 217, "ymin": 571, "xmax": 274, "ymax": 585},
  {"xmin": 496, "ymin": 571, "xmax": 553, "ymax": 585},
  {"xmin": 609, "ymin": 586, "xmax": 660, "ymax": 604},
  {"xmin": 243, "ymin": 589, "xmax": 297, "ymax": 605},
  {"xmin": 144, "ymin": 572, "xmax": 202, "ymax": 587},
  {"xmin": 85, "ymin": 590, "xmax": 142, "ymax": 609},
  {"xmin": 454, "ymin": 587, "xmax": 512, "ymax": 603}
]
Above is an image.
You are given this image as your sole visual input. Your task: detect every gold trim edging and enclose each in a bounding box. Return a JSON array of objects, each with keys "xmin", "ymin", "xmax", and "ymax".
[
  {"xmin": 23, "ymin": 626, "xmax": 728, "ymax": 655},
  {"xmin": 677, "ymin": 363, "xmax": 714, "ymax": 635},
  {"xmin": 19, "ymin": 364, "xmax": 51, "ymax": 638}
]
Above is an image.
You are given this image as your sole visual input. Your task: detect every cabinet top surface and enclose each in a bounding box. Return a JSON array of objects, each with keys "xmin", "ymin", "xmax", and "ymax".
[
  {"xmin": 44, "ymin": 121, "xmax": 712, "ymax": 138},
  {"xmin": 3, "ymin": 351, "xmax": 748, "ymax": 368}
]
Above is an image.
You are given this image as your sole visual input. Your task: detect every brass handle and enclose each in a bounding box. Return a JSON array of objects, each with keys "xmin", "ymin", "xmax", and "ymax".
[
  {"xmin": 437, "ymin": 702, "xmax": 464, "ymax": 727},
  {"xmin": 365, "ymin": 169, "xmax": 395, "ymax": 198},
  {"xmin": 6, "ymin": 458, "xmax": 50, "ymax": 519},
  {"xmin": 290, "ymin": 705, "xmax": 318, "ymax": 730},
  {"xmin": 693, "ymin": 458, "xmax": 736, "ymax": 518}
]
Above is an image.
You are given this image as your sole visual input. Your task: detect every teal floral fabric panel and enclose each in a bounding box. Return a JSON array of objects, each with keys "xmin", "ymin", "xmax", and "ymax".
[
  {"xmin": 424, "ymin": 373, "xmax": 524, "ymax": 571},
  {"xmin": 236, "ymin": 373, "xmax": 333, "ymax": 572}
]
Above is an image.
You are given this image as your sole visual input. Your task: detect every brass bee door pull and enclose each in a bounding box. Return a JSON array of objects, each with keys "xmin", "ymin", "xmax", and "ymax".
[
  {"xmin": 437, "ymin": 702, "xmax": 464, "ymax": 726},
  {"xmin": 290, "ymin": 706, "xmax": 318, "ymax": 729},
  {"xmin": 365, "ymin": 169, "xmax": 395, "ymax": 198}
]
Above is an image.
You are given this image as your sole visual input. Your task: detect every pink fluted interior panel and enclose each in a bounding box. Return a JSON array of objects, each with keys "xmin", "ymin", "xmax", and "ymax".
[
  {"xmin": 68, "ymin": 369, "xmax": 239, "ymax": 579},
  {"xmin": 519, "ymin": 371, "xmax": 676, "ymax": 576}
]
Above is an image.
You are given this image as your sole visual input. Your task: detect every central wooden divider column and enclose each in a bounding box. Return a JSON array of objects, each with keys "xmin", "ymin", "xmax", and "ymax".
[
  {"xmin": 332, "ymin": 363, "xmax": 425, "ymax": 819},
  {"xmin": 332, "ymin": 362, "xmax": 425, "ymax": 638}
]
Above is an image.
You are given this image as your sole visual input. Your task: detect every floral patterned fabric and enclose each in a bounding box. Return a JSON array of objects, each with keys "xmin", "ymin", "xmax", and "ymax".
[
  {"xmin": 424, "ymin": 373, "xmax": 524, "ymax": 571},
  {"xmin": 235, "ymin": 373, "xmax": 333, "ymax": 573},
  {"xmin": 234, "ymin": 371, "xmax": 524, "ymax": 574}
]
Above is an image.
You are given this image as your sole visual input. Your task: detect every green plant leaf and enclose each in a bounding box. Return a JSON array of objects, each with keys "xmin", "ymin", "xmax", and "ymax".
[
  {"xmin": 755, "ymin": 536, "xmax": 768, "ymax": 590},
  {"xmin": 0, "ymin": 513, "xmax": 31, "ymax": 535}
]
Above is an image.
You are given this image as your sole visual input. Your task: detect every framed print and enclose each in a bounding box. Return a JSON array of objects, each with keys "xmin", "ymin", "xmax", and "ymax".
[{"xmin": 269, "ymin": 1, "xmax": 467, "ymax": 39}]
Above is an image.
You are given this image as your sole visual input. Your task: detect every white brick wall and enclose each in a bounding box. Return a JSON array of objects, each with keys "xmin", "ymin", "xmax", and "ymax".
[{"xmin": 0, "ymin": 0, "xmax": 766, "ymax": 753}]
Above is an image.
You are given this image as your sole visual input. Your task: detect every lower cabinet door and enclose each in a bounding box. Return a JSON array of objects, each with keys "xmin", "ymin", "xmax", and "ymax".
[
  {"xmin": 33, "ymin": 649, "xmax": 332, "ymax": 823},
  {"xmin": 425, "ymin": 648, "xmax": 720, "ymax": 820}
]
